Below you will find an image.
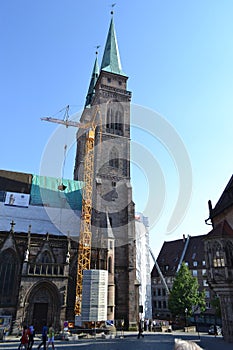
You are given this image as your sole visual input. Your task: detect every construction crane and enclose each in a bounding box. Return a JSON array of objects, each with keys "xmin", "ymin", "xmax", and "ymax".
[
  {"xmin": 41, "ymin": 105, "xmax": 99, "ymax": 316},
  {"xmin": 149, "ymin": 247, "xmax": 170, "ymax": 295}
]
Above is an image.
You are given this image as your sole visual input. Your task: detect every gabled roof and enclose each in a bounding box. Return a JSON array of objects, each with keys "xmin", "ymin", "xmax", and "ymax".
[
  {"xmin": 211, "ymin": 175, "xmax": 233, "ymax": 218},
  {"xmin": 206, "ymin": 220, "xmax": 233, "ymax": 239},
  {"xmin": 151, "ymin": 235, "xmax": 206, "ymax": 278},
  {"xmin": 100, "ymin": 17, "xmax": 126, "ymax": 76}
]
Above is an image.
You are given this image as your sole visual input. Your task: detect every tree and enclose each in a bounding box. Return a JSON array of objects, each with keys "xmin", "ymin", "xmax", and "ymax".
[{"xmin": 168, "ymin": 262, "xmax": 206, "ymax": 319}]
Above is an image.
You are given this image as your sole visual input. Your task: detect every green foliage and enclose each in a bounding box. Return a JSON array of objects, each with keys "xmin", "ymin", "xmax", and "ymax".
[{"xmin": 168, "ymin": 262, "xmax": 206, "ymax": 318}]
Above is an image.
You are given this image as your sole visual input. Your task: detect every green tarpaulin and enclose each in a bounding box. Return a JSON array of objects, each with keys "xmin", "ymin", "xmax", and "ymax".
[{"xmin": 30, "ymin": 175, "xmax": 84, "ymax": 211}]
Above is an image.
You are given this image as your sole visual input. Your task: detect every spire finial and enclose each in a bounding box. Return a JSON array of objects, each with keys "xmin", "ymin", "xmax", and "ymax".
[
  {"xmin": 111, "ymin": 3, "xmax": 116, "ymax": 15},
  {"xmin": 10, "ymin": 220, "xmax": 15, "ymax": 232},
  {"xmin": 95, "ymin": 45, "xmax": 100, "ymax": 56}
]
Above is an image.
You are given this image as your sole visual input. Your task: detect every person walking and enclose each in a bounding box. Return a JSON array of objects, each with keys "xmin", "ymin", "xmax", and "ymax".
[
  {"xmin": 137, "ymin": 320, "xmax": 144, "ymax": 339},
  {"xmin": 28, "ymin": 324, "xmax": 35, "ymax": 350},
  {"xmin": 37, "ymin": 324, "xmax": 48, "ymax": 350},
  {"xmin": 18, "ymin": 325, "xmax": 29, "ymax": 350},
  {"xmin": 214, "ymin": 324, "xmax": 218, "ymax": 337},
  {"xmin": 47, "ymin": 324, "xmax": 55, "ymax": 349}
]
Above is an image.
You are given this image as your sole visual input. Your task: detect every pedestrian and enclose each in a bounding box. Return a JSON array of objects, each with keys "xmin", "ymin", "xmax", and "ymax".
[
  {"xmin": 137, "ymin": 320, "xmax": 144, "ymax": 339},
  {"xmin": 2, "ymin": 327, "xmax": 6, "ymax": 341},
  {"xmin": 28, "ymin": 324, "xmax": 35, "ymax": 349},
  {"xmin": 47, "ymin": 324, "xmax": 55, "ymax": 349},
  {"xmin": 37, "ymin": 323, "xmax": 48, "ymax": 350},
  {"xmin": 18, "ymin": 325, "xmax": 29, "ymax": 350},
  {"xmin": 152, "ymin": 319, "xmax": 156, "ymax": 332},
  {"xmin": 214, "ymin": 324, "xmax": 218, "ymax": 337}
]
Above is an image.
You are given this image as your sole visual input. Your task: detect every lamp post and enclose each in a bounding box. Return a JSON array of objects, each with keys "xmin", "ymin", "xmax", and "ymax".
[{"xmin": 185, "ymin": 308, "xmax": 188, "ymax": 328}]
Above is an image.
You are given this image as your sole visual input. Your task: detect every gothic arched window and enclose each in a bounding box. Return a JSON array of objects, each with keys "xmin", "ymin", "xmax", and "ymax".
[
  {"xmin": 106, "ymin": 103, "xmax": 123, "ymax": 135},
  {"xmin": 36, "ymin": 250, "xmax": 53, "ymax": 264},
  {"xmin": 106, "ymin": 108, "xmax": 112, "ymax": 129},
  {"xmin": 115, "ymin": 110, "xmax": 123, "ymax": 134},
  {"xmin": 0, "ymin": 249, "xmax": 19, "ymax": 306}
]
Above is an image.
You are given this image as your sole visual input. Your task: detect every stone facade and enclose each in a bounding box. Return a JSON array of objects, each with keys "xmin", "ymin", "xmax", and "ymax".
[
  {"xmin": 73, "ymin": 18, "xmax": 137, "ymax": 329},
  {"xmin": 74, "ymin": 77, "xmax": 137, "ymax": 329},
  {"xmin": 204, "ymin": 176, "xmax": 233, "ymax": 342},
  {"xmin": 0, "ymin": 223, "xmax": 78, "ymax": 333}
]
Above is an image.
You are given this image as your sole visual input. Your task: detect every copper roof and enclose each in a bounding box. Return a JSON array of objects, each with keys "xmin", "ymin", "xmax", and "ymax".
[{"xmin": 100, "ymin": 17, "xmax": 127, "ymax": 76}]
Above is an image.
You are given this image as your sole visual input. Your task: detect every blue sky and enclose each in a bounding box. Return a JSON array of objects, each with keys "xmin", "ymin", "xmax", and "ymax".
[{"xmin": 1, "ymin": 1, "xmax": 233, "ymax": 257}]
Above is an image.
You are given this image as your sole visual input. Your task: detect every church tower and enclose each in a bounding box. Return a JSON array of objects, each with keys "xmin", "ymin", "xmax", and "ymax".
[{"xmin": 74, "ymin": 13, "xmax": 137, "ymax": 329}]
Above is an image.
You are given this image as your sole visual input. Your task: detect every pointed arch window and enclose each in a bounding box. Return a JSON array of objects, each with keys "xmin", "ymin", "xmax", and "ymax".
[
  {"xmin": 41, "ymin": 251, "xmax": 52, "ymax": 264},
  {"xmin": 106, "ymin": 103, "xmax": 123, "ymax": 135},
  {"xmin": 106, "ymin": 108, "xmax": 112, "ymax": 130},
  {"xmin": 115, "ymin": 110, "xmax": 123, "ymax": 134},
  {"xmin": 109, "ymin": 147, "xmax": 119, "ymax": 168},
  {"xmin": 0, "ymin": 249, "xmax": 19, "ymax": 306},
  {"xmin": 36, "ymin": 250, "xmax": 53, "ymax": 264}
]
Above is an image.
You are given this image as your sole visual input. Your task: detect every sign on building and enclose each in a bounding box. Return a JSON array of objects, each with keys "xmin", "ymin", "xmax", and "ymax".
[{"xmin": 4, "ymin": 192, "xmax": 30, "ymax": 207}]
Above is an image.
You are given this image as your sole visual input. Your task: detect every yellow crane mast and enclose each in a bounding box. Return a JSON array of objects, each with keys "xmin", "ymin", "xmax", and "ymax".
[
  {"xmin": 41, "ymin": 106, "xmax": 99, "ymax": 316},
  {"xmin": 75, "ymin": 127, "xmax": 95, "ymax": 315}
]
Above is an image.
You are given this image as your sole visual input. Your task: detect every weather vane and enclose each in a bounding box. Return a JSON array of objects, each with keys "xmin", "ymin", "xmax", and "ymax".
[
  {"xmin": 95, "ymin": 45, "xmax": 100, "ymax": 55},
  {"xmin": 111, "ymin": 3, "xmax": 116, "ymax": 15}
]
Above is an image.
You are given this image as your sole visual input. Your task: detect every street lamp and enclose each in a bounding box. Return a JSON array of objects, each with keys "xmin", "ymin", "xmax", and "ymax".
[{"xmin": 185, "ymin": 308, "xmax": 188, "ymax": 328}]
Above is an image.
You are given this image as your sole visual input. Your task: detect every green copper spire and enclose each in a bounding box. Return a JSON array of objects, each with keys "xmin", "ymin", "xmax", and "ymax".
[
  {"xmin": 100, "ymin": 16, "xmax": 126, "ymax": 76},
  {"xmin": 85, "ymin": 54, "xmax": 99, "ymax": 107}
]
